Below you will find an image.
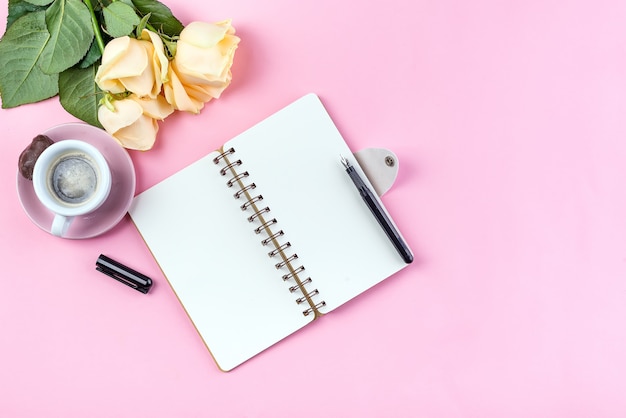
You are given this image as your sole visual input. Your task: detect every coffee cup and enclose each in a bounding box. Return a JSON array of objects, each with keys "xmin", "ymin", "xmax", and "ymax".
[{"xmin": 32, "ymin": 140, "xmax": 112, "ymax": 237}]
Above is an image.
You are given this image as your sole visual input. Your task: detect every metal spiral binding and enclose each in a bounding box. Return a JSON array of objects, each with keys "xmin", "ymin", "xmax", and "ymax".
[
  {"xmin": 289, "ymin": 277, "xmax": 311, "ymax": 292},
  {"xmin": 261, "ymin": 229, "xmax": 283, "ymax": 245},
  {"xmin": 213, "ymin": 147, "xmax": 235, "ymax": 164},
  {"xmin": 234, "ymin": 183, "xmax": 256, "ymax": 198},
  {"xmin": 254, "ymin": 218, "xmax": 277, "ymax": 234},
  {"xmin": 227, "ymin": 172, "xmax": 249, "ymax": 187},
  {"xmin": 213, "ymin": 147, "xmax": 326, "ymax": 317},
  {"xmin": 282, "ymin": 266, "xmax": 305, "ymax": 281},
  {"xmin": 248, "ymin": 207, "xmax": 270, "ymax": 222},
  {"xmin": 241, "ymin": 195, "xmax": 263, "ymax": 210},
  {"xmin": 219, "ymin": 160, "xmax": 242, "ymax": 176},
  {"xmin": 269, "ymin": 242, "xmax": 291, "ymax": 257}
]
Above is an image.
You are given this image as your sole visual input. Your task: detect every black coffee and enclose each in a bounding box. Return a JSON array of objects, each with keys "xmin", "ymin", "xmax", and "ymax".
[{"xmin": 48, "ymin": 153, "xmax": 98, "ymax": 205}]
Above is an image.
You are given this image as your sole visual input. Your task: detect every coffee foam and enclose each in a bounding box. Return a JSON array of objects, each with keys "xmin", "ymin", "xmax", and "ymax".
[{"xmin": 48, "ymin": 153, "xmax": 99, "ymax": 205}]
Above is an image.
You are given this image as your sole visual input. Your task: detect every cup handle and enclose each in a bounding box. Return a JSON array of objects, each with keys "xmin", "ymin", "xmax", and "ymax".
[{"xmin": 51, "ymin": 214, "xmax": 74, "ymax": 237}]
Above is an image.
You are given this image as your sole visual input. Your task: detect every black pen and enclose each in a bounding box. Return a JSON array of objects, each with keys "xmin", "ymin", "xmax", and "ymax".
[{"xmin": 341, "ymin": 156, "xmax": 413, "ymax": 264}]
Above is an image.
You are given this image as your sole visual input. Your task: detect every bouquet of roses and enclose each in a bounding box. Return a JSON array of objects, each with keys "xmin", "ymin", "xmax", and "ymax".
[{"xmin": 0, "ymin": 0, "xmax": 239, "ymax": 150}]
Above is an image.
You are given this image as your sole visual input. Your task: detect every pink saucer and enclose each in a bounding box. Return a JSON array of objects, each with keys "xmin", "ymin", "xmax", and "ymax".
[{"xmin": 17, "ymin": 123, "xmax": 136, "ymax": 239}]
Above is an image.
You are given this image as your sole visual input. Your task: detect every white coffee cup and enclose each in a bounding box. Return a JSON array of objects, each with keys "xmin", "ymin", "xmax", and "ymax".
[{"xmin": 32, "ymin": 140, "xmax": 112, "ymax": 237}]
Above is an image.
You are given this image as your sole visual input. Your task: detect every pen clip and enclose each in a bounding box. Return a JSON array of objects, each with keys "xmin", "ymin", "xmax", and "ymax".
[{"xmin": 95, "ymin": 254, "xmax": 153, "ymax": 294}]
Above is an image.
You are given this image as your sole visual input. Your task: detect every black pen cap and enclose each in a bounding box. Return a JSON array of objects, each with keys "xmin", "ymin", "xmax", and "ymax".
[{"xmin": 95, "ymin": 254, "xmax": 153, "ymax": 294}]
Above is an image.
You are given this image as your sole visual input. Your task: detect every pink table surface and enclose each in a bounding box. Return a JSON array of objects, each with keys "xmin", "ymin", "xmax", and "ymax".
[{"xmin": 2, "ymin": 0, "xmax": 626, "ymax": 416}]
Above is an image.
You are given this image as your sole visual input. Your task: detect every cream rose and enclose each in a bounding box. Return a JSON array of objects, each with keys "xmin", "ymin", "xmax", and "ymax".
[
  {"xmin": 164, "ymin": 20, "xmax": 240, "ymax": 113},
  {"xmin": 98, "ymin": 94, "xmax": 174, "ymax": 150},
  {"xmin": 95, "ymin": 29, "xmax": 169, "ymax": 99}
]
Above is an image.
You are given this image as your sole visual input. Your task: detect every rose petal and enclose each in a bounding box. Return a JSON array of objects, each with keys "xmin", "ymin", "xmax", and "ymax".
[
  {"xmin": 177, "ymin": 27, "xmax": 239, "ymax": 77},
  {"xmin": 95, "ymin": 37, "xmax": 131, "ymax": 93},
  {"xmin": 118, "ymin": 41, "xmax": 157, "ymax": 97},
  {"xmin": 179, "ymin": 21, "xmax": 231, "ymax": 49},
  {"xmin": 96, "ymin": 38, "xmax": 148, "ymax": 92},
  {"xmin": 112, "ymin": 115, "xmax": 159, "ymax": 151},
  {"xmin": 98, "ymin": 98, "xmax": 143, "ymax": 133},
  {"xmin": 164, "ymin": 63, "xmax": 205, "ymax": 113},
  {"xmin": 135, "ymin": 94, "xmax": 174, "ymax": 120},
  {"xmin": 142, "ymin": 29, "xmax": 169, "ymax": 85}
]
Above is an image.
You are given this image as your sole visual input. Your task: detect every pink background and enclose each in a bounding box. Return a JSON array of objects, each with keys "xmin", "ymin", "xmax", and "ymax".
[{"xmin": 2, "ymin": 0, "xmax": 626, "ymax": 416}]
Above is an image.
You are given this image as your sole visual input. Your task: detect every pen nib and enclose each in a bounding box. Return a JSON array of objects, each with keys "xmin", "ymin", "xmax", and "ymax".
[{"xmin": 340, "ymin": 155, "xmax": 351, "ymax": 169}]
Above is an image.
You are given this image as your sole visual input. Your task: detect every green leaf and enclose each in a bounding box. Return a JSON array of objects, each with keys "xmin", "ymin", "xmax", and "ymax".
[
  {"xmin": 0, "ymin": 11, "xmax": 59, "ymax": 108},
  {"xmin": 77, "ymin": 38, "xmax": 102, "ymax": 69},
  {"xmin": 134, "ymin": 11, "xmax": 151, "ymax": 37},
  {"xmin": 40, "ymin": 0, "xmax": 94, "ymax": 74},
  {"xmin": 103, "ymin": 2, "xmax": 141, "ymax": 38},
  {"xmin": 118, "ymin": 0, "xmax": 135, "ymax": 9},
  {"xmin": 7, "ymin": 0, "xmax": 47, "ymax": 30},
  {"xmin": 23, "ymin": 0, "xmax": 54, "ymax": 6},
  {"xmin": 59, "ymin": 64, "xmax": 103, "ymax": 128},
  {"xmin": 131, "ymin": 0, "xmax": 183, "ymax": 36}
]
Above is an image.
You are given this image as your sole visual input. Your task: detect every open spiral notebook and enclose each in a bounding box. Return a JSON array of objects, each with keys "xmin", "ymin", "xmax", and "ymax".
[{"xmin": 129, "ymin": 93, "xmax": 412, "ymax": 371}]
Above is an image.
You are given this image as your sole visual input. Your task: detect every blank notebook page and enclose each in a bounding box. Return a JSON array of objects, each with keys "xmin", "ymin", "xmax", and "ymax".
[
  {"xmin": 224, "ymin": 94, "xmax": 408, "ymax": 313},
  {"xmin": 130, "ymin": 151, "xmax": 313, "ymax": 371}
]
